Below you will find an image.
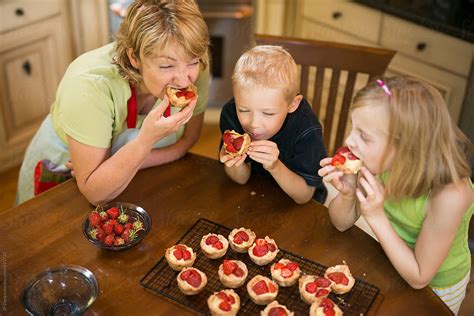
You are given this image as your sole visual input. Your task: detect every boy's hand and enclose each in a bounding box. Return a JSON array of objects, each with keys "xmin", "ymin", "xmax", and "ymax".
[
  {"xmin": 319, "ymin": 157, "xmax": 357, "ymax": 198},
  {"xmin": 356, "ymin": 167, "xmax": 385, "ymax": 219},
  {"xmin": 219, "ymin": 145, "xmax": 247, "ymax": 167},
  {"xmin": 247, "ymin": 140, "xmax": 279, "ymax": 171}
]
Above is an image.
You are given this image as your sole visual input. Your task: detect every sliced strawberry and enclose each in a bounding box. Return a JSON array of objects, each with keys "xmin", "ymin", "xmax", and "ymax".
[
  {"xmin": 182, "ymin": 250, "xmax": 191, "ymax": 260},
  {"xmin": 186, "ymin": 270, "xmax": 202, "ymax": 287},
  {"xmin": 305, "ymin": 282, "xmax": 317, "ymax": 294},
  {"xmin": 175, "ymin": 244, "xmax": 187, "ymax": 251},
  {"xmin": 331, "ymin": 154, "xmax": 346, "ymax": 166},
  {"xmin": 235, "ymin": 230, "xmax": 249, "ymax": 241},
  {"xmin": 273, "ymin": 263, "xmax": 285, "ymax": 270},
  {"xmin": 316, "ymin": 288, "xmax": 330, "ymax": 297},
  {"xmin": 216, "ymin": 291, "xmax": 228, "ymax": 301},
  {"xmin": 213, "ymin": 241, "xmax": 224, "ymax": 250},
  {"xmin": 233, "ymin": 137, "xmax": 244, "ymax": 150},
  {"xmin": 252, "ymin": 244, "xmax": 268, "ymax": 257},
  {"xmin": 233, "ymin": 267, "xmax": 244, "ymax": 277},
  {"xmin": 223, "ymin": 260, "xmax": 236, "ymax": 275},
  {"xmin": 227, "ymin": 294, "xmax": 235, "ymax": 304},
  {"xmin": 205, "ymin": 235, "xmax": 219, "ymax": 245},
  {"xmin": 287, "ymin": 262, "xmax": 299, "ymax": 271},
  {"xmin": 280, "ymin": 268, "xmax": 293, "ymax": 278},
  {"xmin": 315, "ymin": 277, "xmax": 331, "ymax": 288},
  {"xmin": 223, "ymin": 132, "xmax": 233, "ymax": 145},
  {"xmin": 255, "ymin": 239, "xmax": 267, "ymax": 246},
  {"xmin": 218, "ymin": 301, "xmax": 231, "ymax": 312},
  {"xmin": 268, "ymin": 307, "xmax": 288, "ymax": 316},
  {"xmin": 233, "ymin": 234, "xmax": 243, "ymax": 244},
  {"xmin": 324, "ymin": 308, "xmax": 336, "ymax": 316},
  {"xmin": 268, "ymin": 243, "xmax": 276, "ymax": 252},
  {"xmin": 173, "ymin": 249, "xmax": 183, "ymax": 260},
  {"xmin": 225, "ymin": 143, "xmax": 237, "ymax": 153},
  {"xmin": 347, "ymin": 152, "xmax": 359, "ymax": 160},
  {"xmin": 336, "ymin": 146, "xmax": 350, "ymax": 154},
  {"xmin": 268, "ymin": 281, "xmax": 277, "ymax": 293},
  {"xmin": 180, "ymin": 269, "xmax": 192, "ymax": 280},
  {"xmin": 184, "ymin": 91, "xmax": 195, "ymax": 99},
  {"xmin": 252, "ymin": 280, "xmax": 269, "ymax": 295},
  {"xmin": 320, "ymin": 298, "xmax": 335, "ymax": 308},
  {"xmin": 327, "ymin": 272, "xmax": 349, "ymax": 285}
]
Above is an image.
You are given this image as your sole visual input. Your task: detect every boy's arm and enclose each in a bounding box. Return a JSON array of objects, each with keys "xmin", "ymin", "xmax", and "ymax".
[
  {"xmin": 220, "ymin": 146, "xmax": 251, "ymax": 184},
  {"xmin": 267, "ymin": 160, "xmax": 315, "ymax": 204}
]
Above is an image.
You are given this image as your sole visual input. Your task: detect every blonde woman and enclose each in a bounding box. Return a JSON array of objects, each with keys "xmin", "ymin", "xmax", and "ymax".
[
  {"xmin": 17, "ymin": 0, "xmax": 210, "ymax": 205},
  {"xmin": 319, "ymin": 76, "xmax": 473, "ymax": 314}
]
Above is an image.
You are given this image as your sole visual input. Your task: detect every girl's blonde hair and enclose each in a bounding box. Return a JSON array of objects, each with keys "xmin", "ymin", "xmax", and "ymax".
[
  {"xmin": 114, "ymin": 0, "xmax": 209, "ymax": 85},
  {"xmin": 232, "ymin": 45, "xmax": 298, "ymax": 104},
  {"xmin": 353, "ymin": 76, "xmax": 472, "ymax": 199}
]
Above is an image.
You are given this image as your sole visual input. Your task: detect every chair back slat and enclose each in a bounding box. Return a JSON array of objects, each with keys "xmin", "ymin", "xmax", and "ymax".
[{"xmin": 255, "ymin": 34, "xmax": 396, "ymax": 154}]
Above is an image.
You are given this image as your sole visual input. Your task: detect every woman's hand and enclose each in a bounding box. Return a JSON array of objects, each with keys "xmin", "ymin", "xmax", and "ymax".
[
  {"xmin": 138, "ymin": 96, "xmax": 196, "ymax": 147},
  {"xmin": 356, "ymin": 167, "xmax": 385, "ymax": 219},
  {"xmin": 219, "ymin": 145, "xmax": 247, "ymax": 167},
  {"xmin": 247, "ymin": 140, "xmax": 279, "ymax": 171},
  {"xmin": 318, "ymin": 157, "xmax": 357, "ymax": 198}
]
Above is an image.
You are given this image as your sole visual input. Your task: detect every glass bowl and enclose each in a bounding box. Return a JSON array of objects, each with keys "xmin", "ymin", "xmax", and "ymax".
[
  {"xmin": 21, "ymin": 265, "xmax": 98, "ymax": 316},
  {"xmin": 82, "ymin": 202, "xmax": 152, "ymax": 251}
]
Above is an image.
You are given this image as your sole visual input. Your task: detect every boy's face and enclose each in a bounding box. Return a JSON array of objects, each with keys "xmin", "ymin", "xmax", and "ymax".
[{"xmin": 234, "ymin": 87, "xmax": 294, "ymax": 140}]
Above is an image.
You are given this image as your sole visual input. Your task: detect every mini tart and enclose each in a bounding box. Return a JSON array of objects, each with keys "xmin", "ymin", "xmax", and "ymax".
[
  {"xmin": 247, "ymin": 275, "xmax": 279, "ymax": 305},
  {"xmin": 218, "ymin": 259, "xmax": 248, "ymax": 288},
  {"xmin": 331, "ymin": 146, "xmax": 362, "ymax": 174},
  {"xmin": 299, "ymin": 275, "xmax": 332, "ymax": 305},
  {"xmin": 222, "ymin": 130, "xmax": 251, "ymax": 157},
  {"xmin": 200, "ymin": 233, "xmax": 229, "ymax": 259},
  {"xmin": 309, "ymin": 297, "xmax": 343, "ymax": 316},
  {"xmin": 207, "ymin": 289, "xmax": 240, "ymax": 316},
  {"xmin": 177, "ymin": 267, "xmax": 207, "ymax": 295},
  {"xmin": 248, "ymin": 236, "xmax": 279, "ymax": 266},
  {"xmin": 228, "ymin": 227, "xmax": 256, "ymax": 253},
  {"xmin": 166, "ymin": 84, "xmax": 197, "ymax": 108},
  {"xmin": 260, "ymin": 301, "xmax": 294, "ymax": 316},
  {"xmin": 270, "ymin": 259, "xmax": 301, "ymax": 287},
  {"xmin": 165, "ymin": 244, "xmax": 196, "ymax": 271},
  {"xmin": 324, "ymin": 262, "xmax": 355, "ymax": 294}
]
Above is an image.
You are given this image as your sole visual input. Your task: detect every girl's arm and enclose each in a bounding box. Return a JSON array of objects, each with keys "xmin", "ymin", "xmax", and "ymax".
[{"xmin": 358, "ymin": 168, "xmax": 473, "ymax": 288}]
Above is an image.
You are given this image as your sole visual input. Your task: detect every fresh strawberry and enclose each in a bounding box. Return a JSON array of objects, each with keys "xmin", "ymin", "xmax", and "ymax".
[
  {"xmin": 88, "ymin": 211, "xmax": 101, "ymax": 227},
  {"xmin": 327, "ymin": 272, "xmax": 349, "ymax": 285},
  {"xmin": 305, "ymin": 282, "xmax": 317, "ymax": 294},
  {"xmin": 205, "ymin": 235, "xmax": 219, "ymax": 245},
  {"xmin": 89, "ymin": 228, "xmax": 104, "ymax": 241},
  {"xmin": 223, "ymin": 260, "xmax": 236, "ymax": 275},
  {"xmin": 133, "ymin": 220, "xmax": 144, "ymax": 231},
  {"xmin": 218, "ymin": 301, "xmax": 231, "ymax": 312},
  {"xmin": 315, "ymin": 277, "xmax": 331, "ymax": 288},
  {"xmin": 232, "ymin": 136, "xmax": 244, "ymax": 150},
  {"xmin": 252, "ymin": 280, "xmax": 269, "ymax": 295},
  {"xmin": 125, "ymin": 222, "xmax": 133, "ymax": 230},
  {"xmin": 114, "ymin": 237, "xmax": 125, "ymax": 246},
  {"xmin": 99, "ymin": 211, "xmax": 108, "ymax": 221},
  {"xmin": 268, "ymin": 307, "xmax": 287, "ymax": 316},
  {"xmin": 233, "ymin": 267, "xmax": 244, "ymax": 277},
  {"xmin": 102, "ymin": 222, "xmax": 114, "ymax": 235},
  {"xmin": 104, "ymin": 234, "xmax": 114, "ymax": 246},
  {"xmin": 114, "ymin": 223, "xmax": 124, "ymax": 235},
  {"xmin": 106, "ymin": 207, "xmax": 119, "ymax": 219},
  {"xmin": 117, "ymin": 210, "xmax": 129, "ymax": 224},
  {"xmin": 286, "ymin": 262, "xmax": 299, "ymax": 271}
]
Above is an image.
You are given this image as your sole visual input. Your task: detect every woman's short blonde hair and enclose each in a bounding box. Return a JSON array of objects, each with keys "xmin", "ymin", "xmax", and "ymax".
[
  {"xmin": 232, "ymin": 45, "xmax": 298, "ymax": 104},
  {"xmin": 114, "ymin": 0, "xmax": 209, "ymax": 85},
  {"xmin": 353, "ymin": 76, "xmax": 472, "ymax": 199}
]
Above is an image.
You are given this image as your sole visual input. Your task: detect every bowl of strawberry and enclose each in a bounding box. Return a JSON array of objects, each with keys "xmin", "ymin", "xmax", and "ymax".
[{"xmin": 82, "ymin": 202, "xmax": 151, "ymax": 251}]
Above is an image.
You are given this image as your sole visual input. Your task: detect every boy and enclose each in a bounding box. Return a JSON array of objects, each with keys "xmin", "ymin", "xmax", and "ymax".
[{"xmin": 219, "ymin": 45, "xmax": 327, "ymax": 204}]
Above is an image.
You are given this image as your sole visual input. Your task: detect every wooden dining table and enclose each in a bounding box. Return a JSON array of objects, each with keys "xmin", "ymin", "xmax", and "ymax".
[{"xmin": 1, "ymin": 153, "xmax": 451, "ymax": 315}]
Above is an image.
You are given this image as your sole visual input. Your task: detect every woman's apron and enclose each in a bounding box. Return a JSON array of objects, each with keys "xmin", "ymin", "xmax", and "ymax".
[{"xmin": 16, "ymin": 84, "xmax": 175, "ymax": 204}]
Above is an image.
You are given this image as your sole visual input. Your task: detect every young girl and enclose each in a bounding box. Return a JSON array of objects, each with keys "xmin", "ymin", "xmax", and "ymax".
[{"xmin": 319, "ymin": 76, "xmax": 473, "ymax": 314}]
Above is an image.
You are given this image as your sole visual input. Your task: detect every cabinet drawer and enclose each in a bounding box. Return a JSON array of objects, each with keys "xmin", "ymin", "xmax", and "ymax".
[
  {"xmin": 0, "ymin": 0, "xmax": 61, "ymax": 33},
  {"xmin": 381, "ymin": 15, "xmax": 472, "ymax": 77},
  {"xmin": 302, "ymin": 0, "xmax": 381, "ymax": 43}
]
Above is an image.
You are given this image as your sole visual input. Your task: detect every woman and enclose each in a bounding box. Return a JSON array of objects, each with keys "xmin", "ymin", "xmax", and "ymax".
[{"xmin": 17, "ymin": 0, "xmax": 210, "ymax": 205}]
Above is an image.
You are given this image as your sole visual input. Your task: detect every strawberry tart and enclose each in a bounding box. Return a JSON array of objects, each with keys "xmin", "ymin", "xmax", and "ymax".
[
  {"xmin": 228, "ymin": 227, "xmax": 256, "ymax": 253},
  {"xmin": 331, "ymin": 146, "xmax": 362, "ymax": 174},
  {"xmin": 222, "ymin": 130, "xmax": 251, "ymax": 157},
  {"xmin": 165, "ymin": 244, "xmax": 196, "ymax": 271},
  {"xmin": 177, "ymin": 267, "xmax": 207, "ymax": 295},
  {"xmin": 260, "ymin": 301, "xmax": 294, "ymax": 316},
  {"xmin": 218, "ymin": 259, "xmax": 248, "ymax": 288},
  {"xmin": 298, "ymin": 275, "xmax": 332, "ymax": 305},
  {"xmin": 270, "ymin": 259, "xmax": 301, "ymax": 287},
  {"xmin": 248, "ymin": 236, "xmax": 279, "ymax": 266},
  {"xmin": 166, "ymin": 84, "xmax": 197, "ymax": 108},
  {"xmin": 200, "ymin": 233, "xmax": 229, "ymax": 259},
  {"xmin": 324, "ymin": 262, "xmax": 355, "ymax": 294},
  {"xmin": 247, "ymin": 275, "xmax": 279, "ymax": 305},
  {"xmin": 207, "ymin": 289, "xmax": 240, "ymax": 316},
  {"xmin": 309, "ymin": 297, "xmax": 343, "ymax": 316}
]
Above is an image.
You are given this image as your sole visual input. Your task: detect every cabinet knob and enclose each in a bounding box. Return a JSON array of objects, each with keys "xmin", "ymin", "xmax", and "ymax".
[
  {"xmin": 332, "ymin": 11, "xmax": 342, "ymax": 20},
  {"xmin": 23, "ymin": 61, "xmax": 32, "ymax": 76},
  {"xmin": 15, "ymin": 8, "xmax": 25, "ymax": 16},
  {"xmin": 416, "ymin": 42, "xmax": 427, "ymax": 52}
]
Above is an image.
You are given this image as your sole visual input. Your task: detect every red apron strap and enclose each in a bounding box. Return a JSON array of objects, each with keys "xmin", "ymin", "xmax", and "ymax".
[{"xmin": 127, "ymin": 83, "xmax": 137, "ymax": 128}]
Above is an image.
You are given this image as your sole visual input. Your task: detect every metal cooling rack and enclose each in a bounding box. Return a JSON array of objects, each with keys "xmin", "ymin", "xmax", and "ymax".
[{"xmin": 140, "ymin": 218, "xmax": 379, "ymax": 315}]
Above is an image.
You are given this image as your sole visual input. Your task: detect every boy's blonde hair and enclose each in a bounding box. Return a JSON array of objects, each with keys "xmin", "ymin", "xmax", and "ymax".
[
  {"xmin": 232, "ymin": 45, "xmax": 298, "ymax": 104},
  {"xmin": 353, "ymin": 76, "xmax": 472, "ymax": 199},
  {"xmin": 114, "ymin": 0, "xmax": 209, "ymax": 85}
]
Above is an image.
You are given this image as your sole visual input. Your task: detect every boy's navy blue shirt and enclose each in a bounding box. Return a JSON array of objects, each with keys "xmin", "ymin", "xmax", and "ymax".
[{"xmin": 219, "ymin": 97, "xmax": 328, "ymax": 203}]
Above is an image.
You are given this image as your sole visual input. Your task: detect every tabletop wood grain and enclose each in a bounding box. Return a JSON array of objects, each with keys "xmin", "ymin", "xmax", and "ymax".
[{"xmin": 0, "ymin": 153, "xmax": 451, "ymax": 315}]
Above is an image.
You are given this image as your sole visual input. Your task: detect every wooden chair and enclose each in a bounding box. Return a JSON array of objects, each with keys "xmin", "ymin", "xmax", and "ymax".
[{"xmin": 255, "ymin": 34, "xmax": 396, "ymax": 154}]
